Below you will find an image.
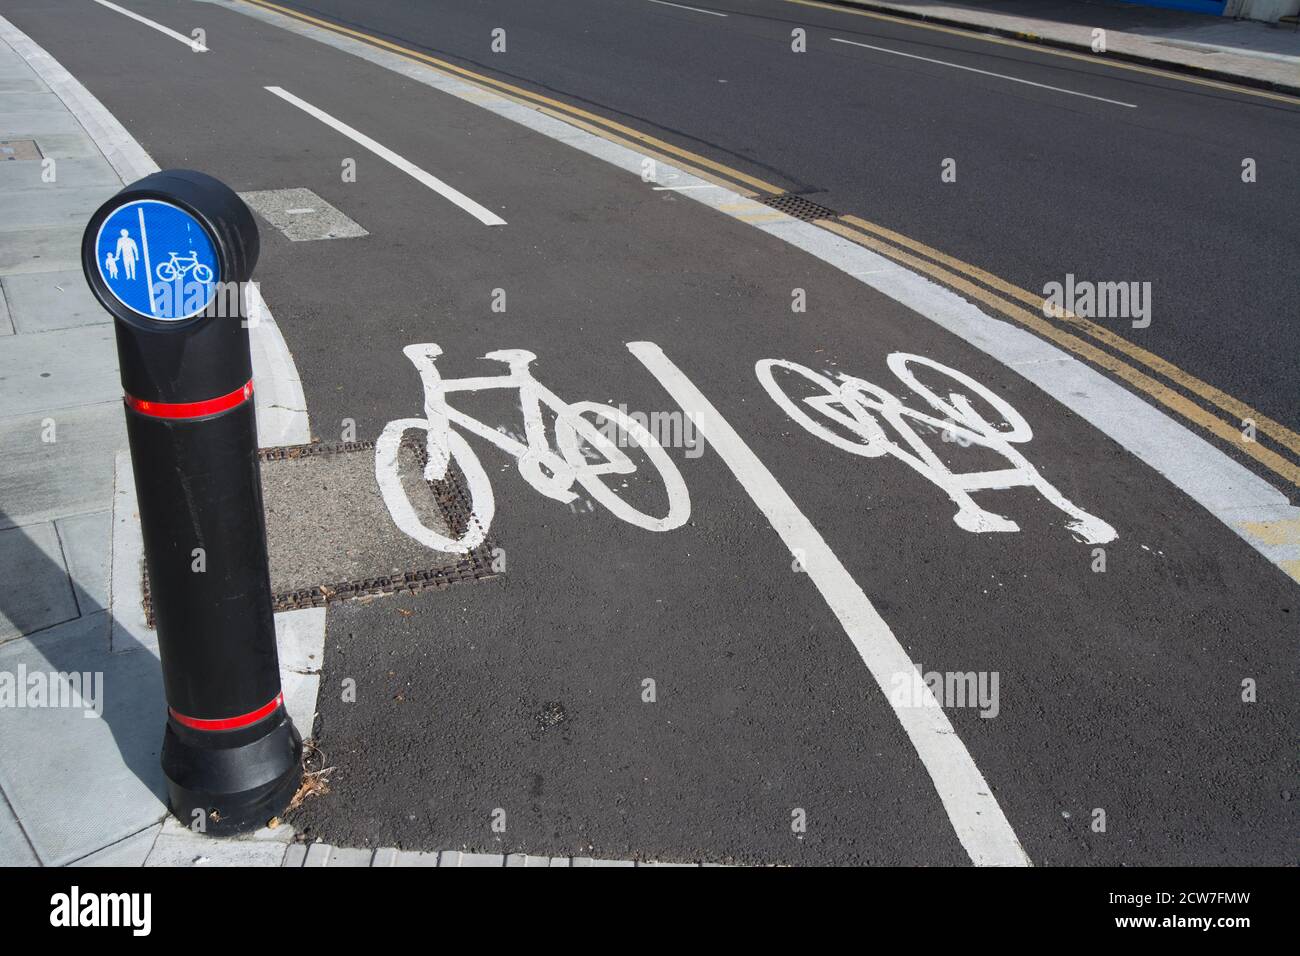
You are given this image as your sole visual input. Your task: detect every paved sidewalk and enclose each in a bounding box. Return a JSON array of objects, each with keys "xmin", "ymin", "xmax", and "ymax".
[
  {"xmin": 837, "ymin": 0, "xmax": 1300, "ymax": 93},
  {"xmin": 0, "ymin": 16, "xmax": 320, "ymax": 867}
]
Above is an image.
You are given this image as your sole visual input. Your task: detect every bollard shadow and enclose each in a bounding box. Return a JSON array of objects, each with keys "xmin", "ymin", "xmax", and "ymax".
[{"xmin": 0, "ymin": 505, "xmax": 168, "ymax": 862}]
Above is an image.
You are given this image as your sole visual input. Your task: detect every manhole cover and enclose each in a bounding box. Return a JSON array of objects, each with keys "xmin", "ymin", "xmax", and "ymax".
[{"xmin": 142, "ymin": 438, "xmax": 497, "ymax": 622}]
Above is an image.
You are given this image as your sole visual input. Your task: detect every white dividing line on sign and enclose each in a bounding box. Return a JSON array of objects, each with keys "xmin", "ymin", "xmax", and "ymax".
[
  {"xmin": 136, "ymin": 206, "xmax": 157, "ymax": 317},
  {"xmin": 830, "ymin": 37, "xmax": 1137, "ymax": 108},
  {"xmin": 645, "ymin": 0, "xmax": 729, "ymax": 16},
  {"xmin": 91, "ymin": 0, "xmax": 207, "ymax": 51},
  {"xmin": 628, "ymin": 341, "xmax": 1030, "ymax": 867},
  {"xmin": 264, "ymin": 86, "xmax": 506, "ymax": 226}
]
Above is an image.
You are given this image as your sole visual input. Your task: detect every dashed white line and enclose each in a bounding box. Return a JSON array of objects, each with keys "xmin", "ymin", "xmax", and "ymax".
[
  {"xmin": 264, "ymin": 86, "xmax": 506, "ymax": 226},
  {"xmin": 831, "ymin": 37, "xmax": 1137, "ymax": 108},
  {"xmin": 91, "ymin": 0, "xmax": 207, "ymax": 51},
  {"xmin": 628, "ymin": 340, "xmax": 1031, "ymax": 867},
  {"xmin": 645, "ymin": 0, "xmax": 729, "ymax": 17}
]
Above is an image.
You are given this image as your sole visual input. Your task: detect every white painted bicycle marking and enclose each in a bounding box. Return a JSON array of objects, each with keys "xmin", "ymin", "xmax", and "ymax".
[
  {"xmin": 630, "ymin": 341, "xmax": 1030, "ymax": 867},
  {"xmin": 758, "ymin": 353, "xmax": 1117, "ymax": 544},
  {"xmin": 377, "ymin": 343, "xmax": 691, "ymax": 553}
]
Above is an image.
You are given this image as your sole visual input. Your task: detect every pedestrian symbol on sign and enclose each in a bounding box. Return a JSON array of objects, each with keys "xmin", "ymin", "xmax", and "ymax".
[
  {"xmin": 115, "ymin": 228, "xmax": 140, "ymax": 280},
  {"xmin": 93, "ymin": 199, "xmax": 220, "ymax": 321}
]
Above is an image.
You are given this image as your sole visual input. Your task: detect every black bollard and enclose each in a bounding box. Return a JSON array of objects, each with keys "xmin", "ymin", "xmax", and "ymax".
[{"xmin": 82, "ymin": 169, "xmax": 301, "ymax": 835}]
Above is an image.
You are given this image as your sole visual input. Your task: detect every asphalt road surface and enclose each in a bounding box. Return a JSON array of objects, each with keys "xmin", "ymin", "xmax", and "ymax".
[
  {"xmin": 6, "ymin": 0, "xmax": 1296, "ymax": 865},
  {"xmin": 276, "ymin": 0, "xmax": 1300, "ymax": 440}
]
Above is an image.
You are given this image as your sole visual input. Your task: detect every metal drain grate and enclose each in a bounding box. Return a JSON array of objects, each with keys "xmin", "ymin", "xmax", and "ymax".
[
  {"xmin": 758, "ymin": 192, "xmax": 840, "ymax": 222},
  {"xmin": 259, "ymin": 440, "xmax": 374, "ymax": 461}
]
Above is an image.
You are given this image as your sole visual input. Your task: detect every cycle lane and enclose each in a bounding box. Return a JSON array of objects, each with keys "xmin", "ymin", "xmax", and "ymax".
[{"xmin": 7, "ymin": 0, "xmax": 1295, "ymax": 864}]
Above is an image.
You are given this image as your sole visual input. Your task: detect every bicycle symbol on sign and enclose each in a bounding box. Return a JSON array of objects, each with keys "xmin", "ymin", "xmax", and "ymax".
[
  {"xmin": 376, "ymin": 343, "xmax": 691, "ymax": 554},
  {"xmin": 156, "ymin": 250, "xmax": 214, "ymax": 284}
]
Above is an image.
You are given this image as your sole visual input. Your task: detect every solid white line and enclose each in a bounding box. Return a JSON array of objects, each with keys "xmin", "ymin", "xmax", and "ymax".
[
  {"xmin": 628, "ymin": 340, "xmax": 1031, "ymax": 867},
  {"xmin": 91, "ymin": 0, "xmax": 208, "ymax": 51},
  {"xmin": 831, "ymin": 37, "xmax": 1137, "ymax": 108},
  {"xmin": 645, "ymin": 0, "xmax": 729, "ymax": 16},
  {"xmin": 264, "ymin": 86, "xmax": 507, "ymax": 226}
]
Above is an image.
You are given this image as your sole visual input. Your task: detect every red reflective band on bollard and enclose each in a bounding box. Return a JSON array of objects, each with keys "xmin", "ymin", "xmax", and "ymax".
[
  {"xmin": 126, "ymin": 380, "xmax": 254, "ymax": 419},
  {"xmin": 169, "ymin": 692, "xmax": 284, "ymax": 732}
]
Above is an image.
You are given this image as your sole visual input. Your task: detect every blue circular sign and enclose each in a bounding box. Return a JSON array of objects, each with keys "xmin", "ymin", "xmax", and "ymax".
[{"xmin": 94, "ymin": 199, "xmax": 220, "ymax": 321}]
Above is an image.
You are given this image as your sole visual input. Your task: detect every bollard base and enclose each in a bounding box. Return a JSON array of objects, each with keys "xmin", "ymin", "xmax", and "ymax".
[{"xmin": 161, "ymin": 709, "xmax": 303, "ymax": 836}]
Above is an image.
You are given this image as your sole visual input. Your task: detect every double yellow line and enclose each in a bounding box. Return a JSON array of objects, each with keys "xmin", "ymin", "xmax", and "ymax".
[
  {"xmin": 819, "ymin": 215, "xmax": 1300, "ymax": 489},
  {"xmin": 240, "ymin": 0, "xmax": 1300, "ymax": 492}
]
